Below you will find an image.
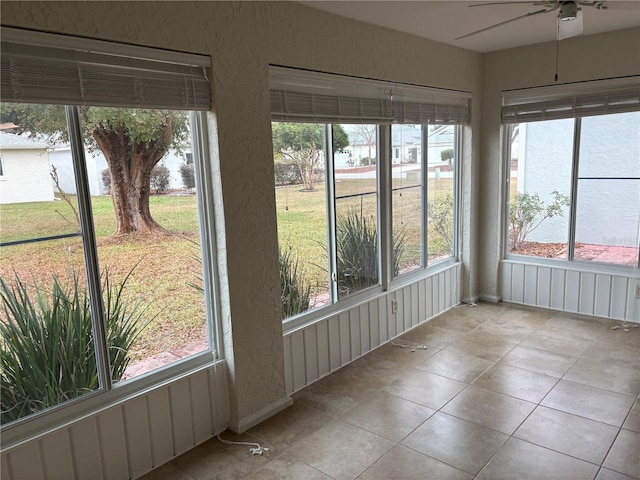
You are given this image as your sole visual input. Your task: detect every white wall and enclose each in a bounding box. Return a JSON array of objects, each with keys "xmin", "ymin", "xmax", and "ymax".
[
  {"xmin": 1, "ymin": 1, "xmax": 483, "ymax": 473},
  {"xmin": 480, "ymin": 27, "xmax": 640, "ymax": 302},
  {"xmin": 0, "ymin": 149, "xmax": 53, "ymax": 204}
]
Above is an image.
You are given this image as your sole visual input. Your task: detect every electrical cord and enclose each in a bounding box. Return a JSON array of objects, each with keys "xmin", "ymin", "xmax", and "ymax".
[{"xmin": 216, "ymin": 433, "xmax": 269, "ymax": 456}]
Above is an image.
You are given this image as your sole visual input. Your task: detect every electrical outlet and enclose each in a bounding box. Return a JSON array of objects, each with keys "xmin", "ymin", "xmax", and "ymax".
[{"xmin": 391, "ymin": 299, "xmax": 398, "ymax": 314}]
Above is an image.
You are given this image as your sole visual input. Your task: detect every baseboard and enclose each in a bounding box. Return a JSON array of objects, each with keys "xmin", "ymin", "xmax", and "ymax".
[
  {"xmin": 461, "ymin": 295, "xmax": 480, "ymax": 305},
  {"xmin": 228, "ymin": 396, "xmax": 293, "ymax": 433},
  {"xmin": 478, "ymin": 294, "xmax": 501, "ymax": 303}
]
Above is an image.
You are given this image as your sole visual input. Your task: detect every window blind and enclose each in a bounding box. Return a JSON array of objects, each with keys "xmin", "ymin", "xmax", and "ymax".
[
  {"xmin": 1, "ymin": 27, "xmax": 211, "ymax": 111},
  {"xmin": 502, "ymin": 77, "xmax": 640, "ymax": 123},
  {"xmin": 269, "ymin": 66, "xmax": 470, "ymax": 125}
]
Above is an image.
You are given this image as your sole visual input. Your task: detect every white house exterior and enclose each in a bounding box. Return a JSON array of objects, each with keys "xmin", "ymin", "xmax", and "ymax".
[
  {"xmin": 0, "ymin": 132, "xmax": 53, "ymax": 204},
  {"xmin": 49, "ymin": 145, "xmax": 192, "ymax": 196},
  {"xmin": 517, "ymin": 112, "xmax": 640, "ymax": 247}
]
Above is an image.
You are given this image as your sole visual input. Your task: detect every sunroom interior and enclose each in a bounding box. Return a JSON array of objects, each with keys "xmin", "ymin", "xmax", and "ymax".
[{"xmin": 0, "ymin": 1, "xmax": 639, "ymax": 479}]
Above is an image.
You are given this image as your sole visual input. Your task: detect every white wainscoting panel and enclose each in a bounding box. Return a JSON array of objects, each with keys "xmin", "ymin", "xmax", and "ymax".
[
  {"xmin": 502, "ymin": 260, "xmax": 638, "ymax": 321},
  {"xmin": 283, "ymin": 263, "xmax": 462, "ymax": 394},
  {"xmin": 1, "ymin": 362, "xmax": 229, "ymax": 480}
]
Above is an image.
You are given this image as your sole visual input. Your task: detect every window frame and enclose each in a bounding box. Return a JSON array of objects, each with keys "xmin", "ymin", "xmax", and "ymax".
[
  {"xmin": 503, "ymin": 112, "xmax": 640, "ymax": 271},
  {"xmin": 0, "ymin": 107, "xmax": 220, "ymax": 446}
]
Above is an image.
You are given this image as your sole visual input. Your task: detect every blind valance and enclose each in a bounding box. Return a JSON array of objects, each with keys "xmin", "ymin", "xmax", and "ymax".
[
  {"xmin": 1, "ymin": 27, "xmax": 212, "ymax": 111},
  {"xmin": 270, "ymin": 66, "xmax": 470, "ymax": 125},
  {"xmin": 502, "ymin": 77, "xmax": 640, "ymax": 123}
]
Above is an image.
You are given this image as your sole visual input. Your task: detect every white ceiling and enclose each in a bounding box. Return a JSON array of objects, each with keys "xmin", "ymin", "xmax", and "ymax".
[{"xmin": 301, "ymin": 1, "xmax": 640, "ymax": 53}]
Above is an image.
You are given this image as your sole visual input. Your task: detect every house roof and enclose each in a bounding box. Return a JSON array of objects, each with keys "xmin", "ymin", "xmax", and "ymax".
[{"xmin": 0, "ymin": 131, "xmax": 48, "ymax": 150}]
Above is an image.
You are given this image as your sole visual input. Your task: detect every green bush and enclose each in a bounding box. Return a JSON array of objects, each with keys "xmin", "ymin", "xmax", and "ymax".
[
  {"xmin": 274, "ymin": 162, "xmax": 303, "ymax": 186},
  {"xmin": 180, "ymin": 163, "xmax": 195, "ymax": 189},
  {"xmin": 150, "ymin": 165, "xmax": 171, "ymax": 194},
  {"xmin": 0, "ymin": 270, "xmax": 147, "ymax": 424},
  {"xmin": 336, "ymin": 208, "xmax": 404, "ymax": 296},
  {"xmin": 509, "ymin": 190, "xmax": 570, "ymax": 251},
  {"xmin": 427, "ymin": 191, "xmax": 454, "ymax": 258},
  {"xmin": 279, "ymin": 247, "xmax": 311, "ymax": 319}
]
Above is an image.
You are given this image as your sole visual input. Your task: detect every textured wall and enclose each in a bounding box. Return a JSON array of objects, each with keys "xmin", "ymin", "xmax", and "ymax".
[
  {"xmin": 1, "ymin": 1, "xmax": 482, "ymax": 426},
  {"xmin": 480, "ymin": 27, "xmax": 640, "ymax": 300}
]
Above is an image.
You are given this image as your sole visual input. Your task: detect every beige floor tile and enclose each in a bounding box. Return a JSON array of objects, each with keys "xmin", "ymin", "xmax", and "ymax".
[
  {"xmin": 342, "ymin": 353, "xmax": 410, "ymax": 388},
  {"xmin": 399, "ymin": 324, "xmax": 466, "ymax": 349},
  {"xmin": 445, "ymin": 332, "xmax": 518, "ymax": 362},
  {"xmin": 358, "ymin": 444, "xmax": 473, "ymax": 480},
  {"xmin": 169, "ymin": 433, "xmax": 274, "ymax": 480},
  {"xmin": 514, "ymin": 406, "xmax": 619, "ymax": 464},
  {"xmin": 384, "ymin": 368, "xmax": 467, "ymax": 409},
  {"xmin": 476, "ymin": 438, "xmax": 599, "ymax": 480},
  {"xmin": 499, "ymin": 345, "xmax": 577, "ymax": 378},
  {"xmin": 541, "ymin": 380, "xmax": 636, "ymax": 427},
  {"xmin": 521, "ymin": 329, "xmax": 594, "ymax": 357},
  {"xmin": 401, "ymin": 412, "xmax": 507, "ymax": 475},
  {"xmin": 247, "ymin": 403, "xmax": 333, "ymax": 451},
  {"xmin": 415, "ymin": 348, "xmax": 494, "ymax": 383},
  {"xmin": 603, "ymin": 429, "xmax": 640, "ymax": 479},
  {"xmin": 287, "ymin": 419, "xmax": 393, "ymax": 480},
  {"xmin": 441, "ymin": 386, "xmax": 536, "ymax": 435},
  {"xmin": 245, "ymin": 452, "xmax": 333, "ymax": 480},
  {"xmin": 472, "ymin": 363, "xmax": 559, "ymax": 403},
  {"xmin": 470, "ymin": 321, "xmax": 537, "ymax": 344},
  {"xmin": 342, "ymin": 391, "xmax": 435, "ymax": 442},
  {"xmin": 564, "ymin": 358, "xmax": 640, "ymax": 396},
  {"xmin": 369, "ymin": 341, "xmax": 440, "ymax": 367},
  {"xmin": 594, "ymin": 328, "xmax": 640, "ymax": 350},
  {"xmin": 426, "ymin": 309, "xmax": 490, "ymax": 332},
  {"xmin": 623, "ymin": 398, "xmax": 640, "ymax": 433},
  {"xmin": 595, "ymin": 467, "xmax": 640, "ymax": 480},
  {"xmin": 542, "ymin": 314, "xmax": 613, "ymax": 342}
]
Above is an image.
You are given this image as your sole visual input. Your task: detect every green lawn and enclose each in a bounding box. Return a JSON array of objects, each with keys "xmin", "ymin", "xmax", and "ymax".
[{"xmin": 1, "ymin": 179, "xmax": 454, "ymax": 364}]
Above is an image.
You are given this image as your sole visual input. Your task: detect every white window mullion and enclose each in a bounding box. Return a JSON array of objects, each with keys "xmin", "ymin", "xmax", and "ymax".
[
  {"xmin": 378, "ymin": 125, "xmax": 392, "ymax": 290},
  {"xmin": 325, "ymin": 125, "xmax": 339, "ymax": 303},
  {"xmin": 65, "ymin": 105, "xmax": 112, "ymax": 391}
]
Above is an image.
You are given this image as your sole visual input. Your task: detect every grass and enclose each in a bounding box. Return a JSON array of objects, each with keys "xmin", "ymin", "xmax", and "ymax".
[{"xmin": 1, "ymin": 177, "xmax": 455, "ymax": 366}]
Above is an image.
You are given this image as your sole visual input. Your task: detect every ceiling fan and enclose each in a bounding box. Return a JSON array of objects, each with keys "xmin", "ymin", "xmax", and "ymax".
[{"xmin": 456, "ymin": 0, "xmax": 615, "ymax": 41}]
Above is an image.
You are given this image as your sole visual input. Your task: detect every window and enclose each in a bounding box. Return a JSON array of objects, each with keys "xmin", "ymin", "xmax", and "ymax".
[
  {"xmin": 0, "ymin": 28, "xmax": 216, "ymax": 430},
  {"xmin": 270, "ymin": 67, "xmax": 468, "ymax": 323},
  {"xmin": 0, "ymin": 155, "xmax": 4, "ymax": 176},
  {"xmin": 503, "ymin": 79, "xmax": 640, "ymax": 267}
]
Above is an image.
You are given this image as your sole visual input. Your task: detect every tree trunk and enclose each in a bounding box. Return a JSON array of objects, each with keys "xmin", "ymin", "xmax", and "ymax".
[{"xmin": 91, "ymin": 120, "xmax": 175, "ymax": 235}]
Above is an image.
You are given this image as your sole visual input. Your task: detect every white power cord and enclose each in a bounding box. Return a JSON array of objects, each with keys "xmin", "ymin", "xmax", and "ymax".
[
  {"xmin": 611, "ymin": 323, "xmax": 638, "ymax": 333},
  {"xmin": 216, "ymin": 433, "xmax": 269, "ymax": 456},
  {"xmin": 390, "ymin": 340, "xmax": 428, "ymax": 352}
]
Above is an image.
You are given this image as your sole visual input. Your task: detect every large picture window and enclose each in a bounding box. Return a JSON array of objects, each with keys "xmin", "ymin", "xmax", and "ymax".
[
  {"xmin": 270, "ymin": 67, "xmax": 467, "ymax": 323},
  {"xmin": 503, "ymin": 79, "xmax": 640, "ymax": 268},
  {"xmin": 0, "ymin": 28, "xmax": 216, "ymax": 431}
]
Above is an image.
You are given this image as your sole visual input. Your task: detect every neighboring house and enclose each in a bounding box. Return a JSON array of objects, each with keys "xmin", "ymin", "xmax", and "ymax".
[
  {"xmin": 516, "ymin": 113, "xmax": 640, "ymax": 246},
  {"xmin": 0, "ymin": 131, "xmax": 54, "ymax": 204},
  {"xmin": 50, "ymin": 145, "xmax": 192, "ymax": 196}
]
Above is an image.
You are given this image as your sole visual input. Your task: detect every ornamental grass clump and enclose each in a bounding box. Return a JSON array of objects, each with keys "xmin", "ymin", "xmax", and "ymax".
[
  {"xmin": 279, "ymin": 247, "xmax": 311, "ymax": 319},
  {"xmin": 336, "ymin": 207, "xmax": 405, "ymax": 295},
  {"xmin": 0, "ymin": 269, "xmax": 147, "ymax": 424}
]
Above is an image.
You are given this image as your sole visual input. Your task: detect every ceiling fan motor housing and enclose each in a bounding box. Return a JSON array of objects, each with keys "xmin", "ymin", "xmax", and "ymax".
[{"xmin": 559, "ymin": 1, "xmax": 579, "ymax": 20}]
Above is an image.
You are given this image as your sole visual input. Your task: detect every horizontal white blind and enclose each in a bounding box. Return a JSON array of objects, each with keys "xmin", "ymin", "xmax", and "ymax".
[
  {"xmin": 1, "ymin": 27, "xmax": 211, "ymax": 111},
  {"xmin": 502, "ymin": 77, "xmax": 640, "ymax": 123},
  {"xmin": 270, "ymin": 66, "xmax": 470, "ymax": 125}
]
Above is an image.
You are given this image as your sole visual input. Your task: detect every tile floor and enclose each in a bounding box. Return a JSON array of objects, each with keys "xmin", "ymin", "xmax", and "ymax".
[{"xmin": 140, "ymin": 302, "xmax": 640, "ymax": 480}]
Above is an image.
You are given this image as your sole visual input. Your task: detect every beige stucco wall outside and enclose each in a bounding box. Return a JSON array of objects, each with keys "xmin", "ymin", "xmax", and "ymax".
[
  {"xmin": 479, "ymin": 27, "xmax": 640, "ymax": 301},
  {"xmin": 1, "ymin": 1, "xmax": 482, "ymax": 427}
]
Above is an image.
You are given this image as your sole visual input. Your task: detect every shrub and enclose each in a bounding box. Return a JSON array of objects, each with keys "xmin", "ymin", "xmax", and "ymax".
[
  {"xmin": 440, "ymin": 148, "xmax": 454, "ymax": 164},
  {"xmin": 150, "ymin": 165, "xmax": 171, "ymax": 194},
  {"xmin": 180, "ymin": 163, "xmax": 195, "ymax": 189},
  {"xmin": 279, "ymin": 247, "xmax": 311, "ymax": 319},
  {"xmin": 274, "ymin": 162, "xmax": 303, "ymax": 186},
  {"xmin": 101, "ymin": 168, "xmax": 111, "ymax": 194},
  {"xmin": 509, "ymin": 190, "xmax": 570, "ymax": 251},
  {"xmin": 359, "ymin": 157, "xmax": 376, "ymax": 167},
  {"xmin": 427, "ymin": 191, "xmax": 454, "ymax": 258},
  {"xmin": 0, "ymin": 270, "xmax": 147, "ymax": 424},
  {"xmin": 336, "ymin": 207, "xmax": 404, "ymax": 296}
]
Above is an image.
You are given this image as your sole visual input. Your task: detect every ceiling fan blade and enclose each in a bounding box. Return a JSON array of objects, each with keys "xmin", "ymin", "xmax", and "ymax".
[
  {"xmin": 469, "ymin": 1, "xmax": 556, "ymax": 7},
  {"xmin": 455, "ymin": 7, "xmax": 559, "ymax": 40},
  {"xmin": 558, "ymin": 9, "xmax": 584, "ymax": 39}
]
